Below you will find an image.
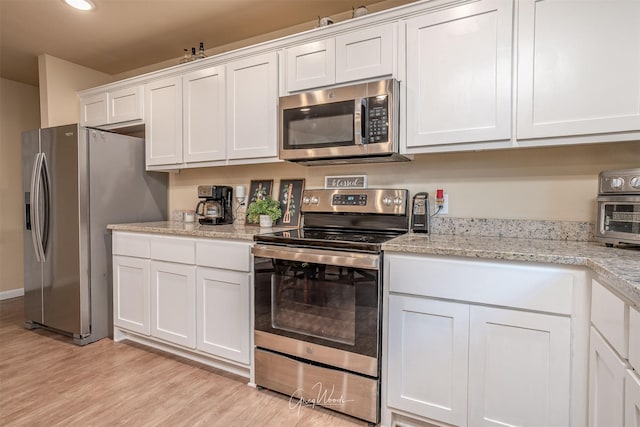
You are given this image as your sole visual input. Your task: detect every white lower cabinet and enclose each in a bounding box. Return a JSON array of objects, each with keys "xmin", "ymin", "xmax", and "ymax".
[
  {"xmin": 150, "ymin": 260, "xmax": 196, "ymax": 349},
  {"xmin": 468, "ymin": 306, "xmax": 571, "ymax": 426},
  {"xmin": 388, "ymin": 295, "xmax": 469, "ymax": 426},
  {"xmin": 626, "ymin": 370, "xmax": 640, "ymax": 427},
  {"xmin": 112, "ymin": 231, "xmax": 253, "ymax": 377},
  {"xmin": 113, "ymin": 255, "xmax": 150, "ymax": 335},
  {"xmin": 384, "ymin": 253, "xmax": 588, "ymax": 427},
  {"xmin": 589, "ymin": 326, "xmax": 626, "ymax": 427},
  {"xmin": 196, "ymin": 267, "xmax": 250, "ymax": 364},
  {"xmin": 588, "ymin": 278, "xmax": 639, "ymax": 427}
]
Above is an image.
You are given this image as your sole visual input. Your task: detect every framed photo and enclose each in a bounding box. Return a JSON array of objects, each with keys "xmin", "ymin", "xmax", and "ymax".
[
  {"xmin": 248, "ymin": 180, "xmax": 273, "ymax": 204},
  {"xmin": 276, "ymin": 179, "xmax": 305, "ymax": 227}
]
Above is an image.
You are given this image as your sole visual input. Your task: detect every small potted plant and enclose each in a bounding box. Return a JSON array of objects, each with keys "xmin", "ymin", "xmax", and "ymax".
[{"xmin": 247, "ymin": 196, "xmax": 281, "ymax": 227}]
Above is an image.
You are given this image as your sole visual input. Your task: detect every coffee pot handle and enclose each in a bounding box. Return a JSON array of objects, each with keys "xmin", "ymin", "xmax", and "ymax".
[{"xmin": 195, "ymin": 200, "xmax": 205, "ymax": 217}]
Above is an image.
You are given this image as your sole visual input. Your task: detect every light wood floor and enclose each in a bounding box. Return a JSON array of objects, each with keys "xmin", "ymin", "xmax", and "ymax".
[{"xmin": 0, "ymin": 297, "xmax": 368, "ymax": 426}]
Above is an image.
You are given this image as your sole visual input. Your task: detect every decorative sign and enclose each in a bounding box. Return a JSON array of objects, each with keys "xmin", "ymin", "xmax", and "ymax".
[
  {"xmin": 324, "ymin": 175, "xmax": 368, "ymax": 189},
  {"xmin": 275, "ymin": 179, "xmax": 305, "ymax": 227}
]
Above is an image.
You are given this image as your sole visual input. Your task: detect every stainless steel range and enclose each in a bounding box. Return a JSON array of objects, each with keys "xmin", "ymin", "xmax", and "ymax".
[{"xmin": 252, "ymin": 188, "xmax": 409, "ymax": 424}]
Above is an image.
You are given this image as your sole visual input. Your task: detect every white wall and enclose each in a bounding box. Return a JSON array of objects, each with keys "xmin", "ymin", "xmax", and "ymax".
[
  {"xmin": 38, "ymin": 54, "xmax": 112, "ymax": 127},
  {"xmin": 0, "ymin": 78, "xmax": 40, "ymax": 295},
  {"xmin": 168, "ymin": 141, "xmax": 640, "ymax": 223}
]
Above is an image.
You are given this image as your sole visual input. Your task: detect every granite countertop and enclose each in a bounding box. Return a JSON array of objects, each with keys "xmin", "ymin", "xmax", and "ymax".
[
  {"xmin": 108, "ymin": 221, "xmax": 640, "ymax": 307},
  {"xmin": 383, "ymin": 233, "xmax": 640, "ymax": 307},
  {"xmin": 107, "ymin": 221, "xmax": 296, "ymax": 241}
]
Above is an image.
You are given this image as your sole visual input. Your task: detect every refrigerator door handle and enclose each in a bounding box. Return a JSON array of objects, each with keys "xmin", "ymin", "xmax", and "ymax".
[
  {"xmin": 40, "ymin": 153, "xmax": 51, "ymax": 260},
  {"xmin": 29, "ymin": 152, "xmax": 42, "ymax": 262}
]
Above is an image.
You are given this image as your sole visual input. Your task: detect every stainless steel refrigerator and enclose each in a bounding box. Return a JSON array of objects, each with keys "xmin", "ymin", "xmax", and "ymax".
[{"xmin": 22, "ymin": 124, "xmax": 167, "ymax": 345}]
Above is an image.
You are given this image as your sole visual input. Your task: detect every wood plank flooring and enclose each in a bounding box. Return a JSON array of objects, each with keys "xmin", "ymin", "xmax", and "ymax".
[{"xmin": 0, "ymin": 297, "xmax": 368, "ymax": 426}]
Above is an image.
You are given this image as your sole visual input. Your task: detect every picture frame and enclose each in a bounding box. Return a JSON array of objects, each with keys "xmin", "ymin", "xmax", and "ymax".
[
  {"xmin": 324, "ymin": 175, "xmax": 367, "ymax": 189},
  {"xmin": 275, "ymin": 179, "xmax": 305, "ymax": 227},
  {"xmin": 248, "ymin": 180, "xmax": 273, "ymax": 204}
]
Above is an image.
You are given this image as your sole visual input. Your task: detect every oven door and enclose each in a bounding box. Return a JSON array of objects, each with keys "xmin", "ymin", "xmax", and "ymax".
[
  {"xmin": 252, "ymin": 244, "xmax": 381, "ymax": 376},
  {"xmin": 596, "ymin": 196, "xmax": 640, "ymax": 244}
]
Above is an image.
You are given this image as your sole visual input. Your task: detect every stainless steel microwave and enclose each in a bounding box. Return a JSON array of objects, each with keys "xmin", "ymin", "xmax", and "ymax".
[{"xmin": 279, "ymin": 79, "xmax": 409, "ymax": 165}]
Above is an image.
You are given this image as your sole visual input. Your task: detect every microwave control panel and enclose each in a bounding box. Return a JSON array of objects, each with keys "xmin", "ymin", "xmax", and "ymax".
[{"xmin": 367, "ymin": 95, "xmax": 389, "ymax": 143}]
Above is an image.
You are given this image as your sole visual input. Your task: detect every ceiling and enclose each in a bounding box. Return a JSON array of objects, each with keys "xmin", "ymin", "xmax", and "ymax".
[{"xmin": 0, "ymin": 0, "xmax": 409, "ymax": 87}]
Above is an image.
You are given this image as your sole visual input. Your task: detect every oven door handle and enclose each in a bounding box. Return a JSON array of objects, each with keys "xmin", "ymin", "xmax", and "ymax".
[{"xmin": 252, "ymin": 244, "xmax": 379, "ymax": 270}]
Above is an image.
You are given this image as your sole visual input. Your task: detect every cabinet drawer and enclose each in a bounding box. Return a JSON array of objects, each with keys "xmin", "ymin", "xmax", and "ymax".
[
  {"xmin": 629, "ymin": 306, "xmax": 639, "ymax": 371},
  {"xmin": 591, "ymin": 279, "xmax": 629, "ymax": 358},
  {"xmin": 386, "ymin": 254, "xmax": 576, "ymax": 314},
  {"xmin": 150, "ymin": 236, "xmax": 195, "ymax": 264},
  {"xmin": 196, "ymin": 240, "xmax": 251, "ymax": 272},
  {"xmin": 112, "ymin": 232, "xmax": 150, "ymax": 258}
]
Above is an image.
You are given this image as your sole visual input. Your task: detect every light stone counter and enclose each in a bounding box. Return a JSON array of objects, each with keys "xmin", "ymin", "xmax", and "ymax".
[
  {"xmin": 383, "ymin": 233, "xmax": 640, "ymax": 307},
  {"xmin": 107, "ymin": 221, "xmax": 639, "ymax": 306},
  {"xmin": 107, "ymin": 221, "xmax": 296, "ymax": 241}
]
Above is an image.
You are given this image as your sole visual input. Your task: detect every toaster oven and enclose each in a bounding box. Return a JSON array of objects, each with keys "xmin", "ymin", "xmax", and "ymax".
[{"xmin": 595, "ymin": 168, "xmax": 640, "ymax": 246}]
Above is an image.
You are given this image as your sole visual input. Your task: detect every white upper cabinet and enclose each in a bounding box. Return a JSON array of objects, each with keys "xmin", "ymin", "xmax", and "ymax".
[
  {"xmin": 285, "ymin": 23, "xmax": 395, "ymax": 93},
  {"xmin": 80, "ymin": 85, "xmax": 143, "ymax": 128},
  {"xmin": 108, "ymin": 86, "xmax": 143, "ymax": 124},
  {"xmin": 286, "ymin": 39, "xmax": 336, "ymax": 92},
  {"xmin": 403, "ymin": 0, "xmax": 513, "ymax": 151},
  {"xmin": 145, "ymin": 76, "xmax": 183, "ymax": 167},
  {"xmin": 335, "ymin": 23, "xmax": 395, "ymax": 84},
  {"xmin": 80, "ymin": 93, "xmax": 108, "ymax": 127},
  {"xmin": 516, "ymin": 0, "xmax": 640, "ymax": 140},
  {"xmin": 183, "ymin": 66, "xmax": 226, "ymax": 163},
  {"xmin": 226, "ymin": 52, "xmax": 279, "ymax": 161}
]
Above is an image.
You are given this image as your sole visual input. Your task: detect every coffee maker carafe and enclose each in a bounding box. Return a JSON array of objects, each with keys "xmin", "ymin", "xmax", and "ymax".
[{"xmin": 195, "ymin": 185, "xmax": 233, "ymax": 225}]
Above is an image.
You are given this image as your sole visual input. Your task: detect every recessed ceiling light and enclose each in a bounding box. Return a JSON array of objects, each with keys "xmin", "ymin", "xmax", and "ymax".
[{"xmin": 64, "ymin": 0, "xmax": 95, "ymax": 11}]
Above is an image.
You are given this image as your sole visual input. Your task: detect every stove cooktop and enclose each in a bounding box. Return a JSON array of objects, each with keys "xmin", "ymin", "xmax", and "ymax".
[{"xmin": 254, "ymin": 228, "xmax": 403, "ymax": 253}]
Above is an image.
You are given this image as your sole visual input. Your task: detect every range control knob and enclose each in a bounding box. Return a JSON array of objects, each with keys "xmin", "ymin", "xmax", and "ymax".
[
  {"xmin": 610, "ymin": 177, "xmax": 624, "ymax": 190},
  {"xmin": 393, "ymin": 197, "xmax": 404, "ymax": 206},
  {"xmin": 382, "ymin": 196, "xmax": 393, "ymax": 206},
  {"xmin": 631, "ymin": 177, "xmax": 640, "ymax": 189},
  {"xmin": 302, "ymin": 196, "xmax": 311, "ymax": 205},
  {"xmin": 310, "ymin": 196, "xmax": 319, "ymax": 205}
]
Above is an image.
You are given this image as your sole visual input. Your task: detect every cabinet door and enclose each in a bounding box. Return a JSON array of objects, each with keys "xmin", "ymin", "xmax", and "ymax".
[
  {"xmin": 183, "ymin": 66, "xmax": 226, "ymax": 163},
  {"xmin": 629, "ymin": 307, "xmax": 640, "ymax": 372},
  {"xmin": 335, "ymin": 23, "xmax": 394, "ymax": 83},
  {"xmin": 387, "ymin": 294, "xmax": 469, "ymax": 426},
  {"xmin": 626, "ymin": 370, "xmax": 640, "ymax": 427},
  {"xmin": 80, "ymin": 93, "xmax": 108, "ymax": 127},
  {"xmin": 108, "ymin": 86, "xmax": 143, "ymax": 124},
  {"xmin": 226, "ymin": 52, "xmax": 278, "ymax": 161},
  {"xmin": 517, "ymin": 0, "xmax": 640, "ymax": 139},
  {"xmin": 113, "ymin": 255, "xmax": 150, "ymax": 335},
  {"xmin": 196, "ymin": 267, "xmax": 250, "ymax": 364},
  {"xmin": 286, "ymin": 39, "xmax": 335, "ymax": 92},
  {"xmin": 404, "ymin": 0, "xmax": 512, "ymax": 149},
  {"xmin": 589, "ymin": 326, "xmax": 626, "ymax": 427},
  {"xmin": 150, "ymin": 261, "xmax": 196, "ymax": 348},
  {"xmin": 468, "ymin": 306, "xmax": 571, "ymax": 427},
  {"xmin": 145, "ymin": 76, "xmax": 183, "ymax": 167}
]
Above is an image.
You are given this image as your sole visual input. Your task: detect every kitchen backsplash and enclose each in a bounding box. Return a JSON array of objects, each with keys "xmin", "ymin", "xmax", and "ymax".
[{"xmin": 429, "ymin": 217, "xmax": 594, "ymax": 242}]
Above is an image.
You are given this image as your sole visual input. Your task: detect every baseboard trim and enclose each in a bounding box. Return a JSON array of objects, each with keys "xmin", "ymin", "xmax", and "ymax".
[{"xmin": 0, "ymin": 288, "xmax": 24, "ymax": 301}]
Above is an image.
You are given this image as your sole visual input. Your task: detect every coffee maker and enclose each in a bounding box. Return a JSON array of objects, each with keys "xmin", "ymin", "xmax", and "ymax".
[{"xmin": 195, "ymin": 185, "xmax": 233, "ymax": 225}]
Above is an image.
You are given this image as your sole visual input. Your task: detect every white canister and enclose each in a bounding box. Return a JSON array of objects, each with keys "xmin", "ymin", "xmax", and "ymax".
[{"xmin": 183, "ymin": 210, "xmax": 195, "ymax": 223}]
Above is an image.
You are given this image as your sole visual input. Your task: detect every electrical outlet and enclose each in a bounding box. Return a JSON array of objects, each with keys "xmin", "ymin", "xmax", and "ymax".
[{"xmin": 439, "ymin": 194, "xmax": 449, "ymax": 215}]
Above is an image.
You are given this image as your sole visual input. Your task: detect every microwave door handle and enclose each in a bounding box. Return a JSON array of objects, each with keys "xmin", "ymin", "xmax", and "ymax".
[{"xmin": 354, "ymin": 97, "xmax": 367, "ymax": 145}]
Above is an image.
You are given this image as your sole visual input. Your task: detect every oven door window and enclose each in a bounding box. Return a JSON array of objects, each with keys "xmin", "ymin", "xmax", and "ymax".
[
  {"xmin": 282, "ymin": 101, "xmax": 355, "ymax": 149},
  {"xmin": 603, "ymin": 202, "xmax": 640, "ymax": 234},
  {"xmin": 255, "ymin": 257, "xmax": 379, "ymax": 357}
]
